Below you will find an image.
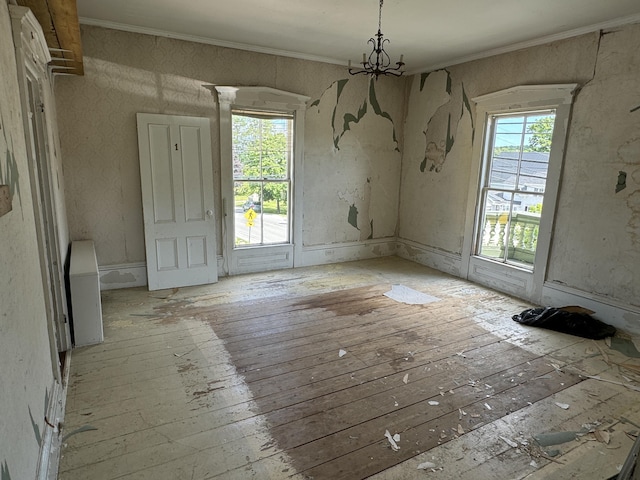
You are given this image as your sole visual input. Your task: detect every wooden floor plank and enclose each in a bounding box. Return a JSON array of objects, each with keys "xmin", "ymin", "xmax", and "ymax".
[{"xmin": 59, "ymin": 258, "xmax": 638, "ymax": 480}]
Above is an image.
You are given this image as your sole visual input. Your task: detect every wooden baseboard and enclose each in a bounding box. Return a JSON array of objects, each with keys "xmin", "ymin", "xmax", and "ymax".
[
  {"xmin": 36, "ymin": 350, "xmax": 70, "ymax": 480},
  {"xmin": 297, "ymin": 238, "xmax": 397, "ymax": 267},
  {"xmin": 396, "ymin": 239, "xmax": 462, "ymax": 277},
  {"xmin": 98, "ymin": 262, "xmax": 146, "ymax": 290},
  {"xmin": 542, "ymin": 281, "xmax": 640, "ymax": 335}
]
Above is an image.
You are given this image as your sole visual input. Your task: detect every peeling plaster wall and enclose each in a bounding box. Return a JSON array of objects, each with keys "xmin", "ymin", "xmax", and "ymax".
[
  {"xmin": 547, "ymin": 24, "xmax": 640, "ymax": 308},
  {"xmin": 400, "ymin": 26, "xmax": 640, "ymax": 310},
  {"xmin": 305, "ymin": 77, "xmax": 404, "ymax": 245},
  {"xmin": 0, "ymin": 1, "xmax": 57, "ymax": 478},
  {"xmin": 55, "ymin": 26, "xmax": 405, "ymax": 268}
]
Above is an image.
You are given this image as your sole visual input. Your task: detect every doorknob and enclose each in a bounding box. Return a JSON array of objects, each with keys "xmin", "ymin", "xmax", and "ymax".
[{"xmin": 206, "ymin": 209, "xmax": 213, "ymax": 218}]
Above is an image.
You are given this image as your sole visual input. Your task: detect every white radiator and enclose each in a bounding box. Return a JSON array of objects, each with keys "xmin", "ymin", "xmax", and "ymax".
[{"xmin": 69, "ymin": 240, "xmax": 103, "ymax": 346}]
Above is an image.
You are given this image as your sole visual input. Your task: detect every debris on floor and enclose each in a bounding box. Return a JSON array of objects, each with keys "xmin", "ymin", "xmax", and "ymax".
[
  {"xmin": 500, "ymin": 436, "xmax": 519, "ymax": 448},
  {"xmin": 383, "ymin": 285, "xmax": 440, "ymax": 305},
  {"xmin": 417, "ymin": 461, "xmax": 437, "ymax": 470},
  {"xmin": 555, "ymin": 402, "xmax": 570, "ymax": 410},
  {"xmin": 384, "ymin": 430, "xmax": 400, "ymax": 451},
  {"xmin": 338, "ymin": 349, "xmax": 347, "ymax": 357},
  {"xmin": 512, "ymin": 306, "xmax": 616, "ymax": 339},
  {"xmin": 609, "ymin": 337, "xmax": 640, "ymax": 358},
  {"xmin": 534, "ymin": 431, "xmax": 581, "ymax": 447}
]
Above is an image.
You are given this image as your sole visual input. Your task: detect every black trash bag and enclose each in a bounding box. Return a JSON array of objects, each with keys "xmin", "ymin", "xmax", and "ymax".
[{"xmin": 512, "ymin": 306, "xmax": 616, "ymax": 339}]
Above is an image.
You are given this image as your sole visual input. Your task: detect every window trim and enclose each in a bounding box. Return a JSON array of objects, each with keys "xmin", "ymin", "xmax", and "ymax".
[
  {"xmin": 461, "ymin": 84, "xmax": 577, "ymax": 303},
  {"xmin": 216, "ymin": 86, "xmax": 309, "ymax": 275}
]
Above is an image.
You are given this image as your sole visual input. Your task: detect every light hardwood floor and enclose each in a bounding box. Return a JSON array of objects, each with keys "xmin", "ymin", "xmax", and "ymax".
[{"xmin": 58, "ymin": 257, "xmax": 640, "ymax": 479}]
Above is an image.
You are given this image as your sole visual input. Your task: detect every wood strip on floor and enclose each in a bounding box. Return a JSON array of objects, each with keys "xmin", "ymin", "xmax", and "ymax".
[{"xmin": 162, "ymin": 284, "xmax": 584, "ymax": 479}]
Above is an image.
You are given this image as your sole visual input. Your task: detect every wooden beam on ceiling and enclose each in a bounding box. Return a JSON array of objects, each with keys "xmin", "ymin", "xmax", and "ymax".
[{"xmin": 16, "ymin": 0, "xmax": 84, "ymax": 75}]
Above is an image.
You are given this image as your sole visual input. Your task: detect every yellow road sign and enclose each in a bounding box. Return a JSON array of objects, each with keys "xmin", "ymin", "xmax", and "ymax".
[
  {"xmin": 244, "ymin": 207, "xmax": 256, "ymax": 227},
  {"xmin": 244, "ymin": 208, "xmax": 257, "ymax": 221}
]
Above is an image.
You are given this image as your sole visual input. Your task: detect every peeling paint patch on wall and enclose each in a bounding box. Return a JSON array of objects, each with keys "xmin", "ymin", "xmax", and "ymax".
[
  {"xmin": 101, "ymin": 270, "xmax": 136, "ymax": 284},
  {"xmin": 616, "ymin": 171, "xmax": 627, "ymax": 193},
  {"xmin": 1, "ymin": 461, "xmax": 12, "ymax": 480},
  {"xmin": 28, "ymin": 406, "xmax": 42, "ymax": 447},
  {"xmin": 368, "ymin": 80, "xmax": 399, "ymax": 152},
  {"xmin": 418, "ymin": 70, "xmax": 474, "ymax": 174},
  {"xmin": 627, "ymin": 190, "xmax": 640, "ymax": 245},
  {"xmin": 348, "ymin": 204, "xmax": 359, "ymax": 230},
  {"xmin": 309, "ymin": 78, "xmax": 400, "ymax": 152},
  {"xmin": 0, "ymin": 111, "xmax": 21, "ymax": 211},
  {"xmin": 339, "ymin": 177, "xmax": 374, "ymax": 241},
  {"xmin": 421, "ymin": 140, "xmax": 445, "ymax": 173}
]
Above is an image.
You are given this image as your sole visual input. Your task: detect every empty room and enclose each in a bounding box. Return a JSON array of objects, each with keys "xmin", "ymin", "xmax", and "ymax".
[{"xmin": 2, "ymin": 0, "xmax": 640, "ymax": 479}]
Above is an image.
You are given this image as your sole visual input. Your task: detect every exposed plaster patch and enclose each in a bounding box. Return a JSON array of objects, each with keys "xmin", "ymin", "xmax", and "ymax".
[
  {"xmin": 628, "ymin": 213, "xmax": 640, "ymax": 245},
  {"xmin": 339, "ymin": 180, "xmax": 373, "ymax": 240},
  {"xmin": 348, "ymin": 204, "xmax": 359, "ymax": 230},
  {"xmin": 0, "ymin": 112, "xmax": 21, "ymax": 213},
  {"xmin": 368, "ymin": 79, "xmax": 400, "ymax": 151},
  {"xmin": 617, "ymin": 137, "xmax": 640, "ymax": 164},
  {"xmin": 1, "ymin": 461, "xmax": 11, "ymax": 480},
  {"xmin": 616, "ymin": 171, "xmax": 627, "ymax": 193},
  {"xmin": 627, "ymin": 190, "xmax": 640, "ymax": 211},
  {"xmin": 101, "ymin": 270, "xmax": 136, "ymax": 284},
  {"xmin": 461, "ymin": 83, "xmax": 475, "ymax": 142},
  {"xmin": 421, "ymin": 140, "xmax": 445, "ymax": 173},
  {"xmin": 401, "ymin": 244, "xmax": 422, "ymax": 259},
  {"xmin": 627, "ymin": 189, "xmax": 640, "ymax": 245},
  {"xmin": 28, "ymin": 406, "xmax": 41, "ymax": 447}
]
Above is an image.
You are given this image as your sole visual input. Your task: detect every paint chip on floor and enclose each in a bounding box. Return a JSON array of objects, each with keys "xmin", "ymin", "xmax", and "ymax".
[
  {"xmin": 339, "ymin": 349, "xmax": 347, "ymax": 357},
  {"xmin": 384, "ymin": 285, "xmax": 440, "ymax": 305},
  {"xmin": 500, "ymin": 436, "xmax": 519, "ymax": 448},
  {"xmin": 384, "ymin": 430, "xmax": 400, "ymax": 451}
]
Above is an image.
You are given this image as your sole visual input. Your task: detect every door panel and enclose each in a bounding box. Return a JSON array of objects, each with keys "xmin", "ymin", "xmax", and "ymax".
[
  {"xmin": 149, "ymin": 124, "xmax": 175, "ymax": 223},
  {"xmin": 137, "ymin": 113, "xmax": 217, "ymax": 290}
]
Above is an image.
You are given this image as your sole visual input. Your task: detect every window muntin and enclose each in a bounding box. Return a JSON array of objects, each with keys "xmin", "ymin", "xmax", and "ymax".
[
  {"xmin": 232, "ymin": 110, "xmax": 293, "ymax": 247},
  {"xmin": 476, "ymin": 111, "xmax": 556, "ymax": 268}
]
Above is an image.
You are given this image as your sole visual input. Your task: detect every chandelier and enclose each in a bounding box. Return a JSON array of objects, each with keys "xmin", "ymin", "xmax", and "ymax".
[{"xmin": 348, "ymin": 0, "xmax": 405, "ymax": 79}]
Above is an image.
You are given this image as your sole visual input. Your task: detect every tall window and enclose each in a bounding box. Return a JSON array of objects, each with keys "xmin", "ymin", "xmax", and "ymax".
[
  {"xmin": 232, "ymin": 110, "xmax": 293, "ymax": 247},
  {"xmin": 476, "ymin": 111, "xmax": 556, "ymax": 268}
]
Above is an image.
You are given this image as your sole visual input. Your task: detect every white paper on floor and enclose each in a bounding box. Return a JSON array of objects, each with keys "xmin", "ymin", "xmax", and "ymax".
[{"xmin": 384, "ymin": 285, "xmax": 440, "ymax": 305}]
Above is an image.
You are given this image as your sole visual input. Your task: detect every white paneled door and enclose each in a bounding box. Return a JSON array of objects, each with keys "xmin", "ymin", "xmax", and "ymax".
[{"xmin": 137, "ymin": 113, "xmax": 218, "ymax": 290}]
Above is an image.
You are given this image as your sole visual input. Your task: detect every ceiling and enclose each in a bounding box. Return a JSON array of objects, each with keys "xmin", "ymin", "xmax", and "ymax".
[
  {"xmin": 32, "ymin": 0, "xmax": 640, "ymax": 76},
  {"xmin": 75, "ymin": 0, "xmax": 640, "ymax": 73}
]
